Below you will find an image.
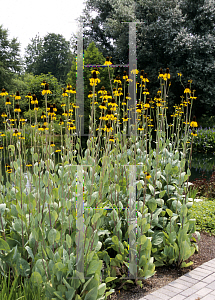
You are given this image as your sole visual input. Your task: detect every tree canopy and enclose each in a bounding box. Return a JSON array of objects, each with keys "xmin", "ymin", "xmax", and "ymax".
[
  {"xmin": 24, "ymin": 33, "xmax": 74, "ymax": 84},
  {"xmin": 77, "ymin": 0, "xmax": 215, "ymax": 117},
  {"xmin": 0, "ymin": 24, "xmax": 22, "ymax": 90}
]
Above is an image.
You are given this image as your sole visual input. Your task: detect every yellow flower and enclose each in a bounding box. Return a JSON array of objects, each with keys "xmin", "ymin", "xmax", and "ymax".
[
  {"xmin": 15, "ymin": 91, "xmax": 21, "ymax": 100},
  {"xmin": 191, "ymin": 131, "xmax": 197, "ymax": 136},
  {"xmin": 26, "ymin": 163, "xmax": 32, "ymax": 167},
  {"xmin": 123, "ymin": 71, "xmax": 128, "ymax": 80},
  {"xmin": 122, "ymin": 116, "xmax": 129, "ymax": 122},
  {"xmin": 55, "ymin": 149, "xmax": 61, "ymax": 152},
  {"xmin": 0, "ymin": 88, "xmax": 8, "ymax": 96},
  {"xmin": 143, "ymin": 89, "xmax": 149, "ymax": 95},
  {"xmin": 138, "ymin": 126, "xmax": 144, "ymax": 131},
  {"xmin": 99, "ymin": 103, "xmax": 107, "ymax": 110},
  {"xmin": 5, "ymin": 96, "xmax": 11, "ymax": 105},
  {"xmin": 0, "ymin": 145, "xmax": 3, "ymax": 149},
  {"xmin": 109, "ymin": 135, "xmax": 114, "ymax": 142},
  {"xmin": 177, "ymin": 72, "xmax": 182, "ymax": 77},
  {"xmin": 13, "ymin": 130, "xmax": 21, "ymax": 136},
  {"xmin": 104, "ymin": 57, "xmax": 112, "ymax": 65},
  {"xmin": 14, "ymin": 104, "xmax": 21, "ymax": 112},
  {"xmin": 145, "ymin": 172, "xmax": 151, "ymax": 179},
  {"xmin": 1, "ymin": 112, "xmax": 7, "ymax": 118},
  {"xmin": 131, "ymin": 69, "xmax": 139, "ymax": 74},
  {"xmin": 104, "ymin": 123, "xmax": 113, "ymax": 132},
  {"xmin": 190, "ymin": 121, "xmax": 198, "ymax": 127},
  {"xmin": 50, "ymin": 142, "xmax": 55, "ymax": 147},
  {"xmin": 41, "ymin": 80, "xmax": 46, "ymax": 86},
  {"xmin": 25, "ymin": 92, "xmax": 33, "ymax": 100},
  {"xmin": 62, "ymin": 88, "xmax": 68, "ymax": 97},
  {"xmin": 68, "ymin": 125, "xmax": 76, "ymax": 130},
  {"xmin": 42, "ymin": 83, "xmax": 52, "ymax": 95}
]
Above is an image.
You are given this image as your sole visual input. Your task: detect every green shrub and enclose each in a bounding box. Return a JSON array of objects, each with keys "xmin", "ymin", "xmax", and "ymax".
[{"xmin": 189, "ymin": 200, "xmax": 215, "ymax": 235}]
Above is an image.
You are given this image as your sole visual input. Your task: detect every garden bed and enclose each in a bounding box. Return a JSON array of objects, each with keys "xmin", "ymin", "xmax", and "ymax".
[{"xmin": 110, "ymin": 232, "xmax": 215, "ymax": 300}]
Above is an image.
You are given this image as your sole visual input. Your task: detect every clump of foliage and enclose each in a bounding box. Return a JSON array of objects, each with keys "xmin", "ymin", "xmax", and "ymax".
[
  {"xmin": 189, "ymin": 200, "xmax": 215, "ymax": 236},
  {"xmin": 190, "ymin": 127, "xmax": 215, "ymax": 153},
  {"xmin": 0, "ymin": 62, "xmax": 200, "ymax": 299}
]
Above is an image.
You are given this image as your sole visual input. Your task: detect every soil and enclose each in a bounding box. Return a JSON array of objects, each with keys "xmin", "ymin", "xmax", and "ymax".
[{"xmin": 108, "ymin": 232, "xmax": 215, "ymax": 300}]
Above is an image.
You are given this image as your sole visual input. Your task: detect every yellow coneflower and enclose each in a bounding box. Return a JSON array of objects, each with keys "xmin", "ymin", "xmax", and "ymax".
[
  {"xmin": 177, "ymin": 72, "xmax": 182, "ymax": 77},
  {"xmin": 68, "ymin": 124, "xmax": 76, "ymax": 130},
  {"xmin": 1, "ymin": 112, "xmax": 7, "ymax": 118},
  {"xmin": 138, "ymin": 125, "xmax": 144, "ymax": 131},
  {"xmin": 59, "ymin": 118, "xmax": 64, "ymax": 125},
  {"xmin": 14, "ymin": 104, "xmax": 21, "ymax": 112},
  {"xmin": 184, "ymin": 84, "xmax": 191, "ymax": 94},
  {"xmin": 26, "ymin": 163, "xmax": 32, "ymax": 167},
  {"xmin": 42, "ymin": 83, "xmax": 52, "ymax": 95},
  {"xmin": 66, "ymin": 86, "xmax": 73, "ymax": 93},
  {"xmin": 99, "ymin": 102, "xmax": 107, "ymax": 110},
  {"xmin": 126, "ymin": 93, "xmax": 131, "ymax": 100},
  {"xmin": 15, "ymin": 91, "xmax": 21, "ymax": 100},
  {"xmin": 1, "ymin": 133, "xmax": 6, "ymax": 137},
  {"xmin": 144, "ymin": 99, "xmax": 150, "ymax": 108},
  {"xmin": 41, "ymin": 80, "xmax": 46, "ymax": 86},
  {"xmin": 62, "ymin": 111, "xmax": 70, "ymax": 117},
  {"xmin": 34, "ymin": 104, "xmax": 39, "ymax": 111},
  {"xmin": 123, "ymin": 71, "xmax": 128, "ymax": 80},
  {"xmin": 19, "ymin": 136, "xmax": 25, "ymax": 140},
  {"xmin": 13, "ymin": 130, "xmax": 21, "ymax": 136},
  {"xmin": 62, "ymin": 88, "xmax": 68, "ymax": 97},
  {"xmin": 109, "ymin": 98, "xmax": 118, "ymax": 107},
  {"xmin": 5, "ymin": 97, "xmax": 11, "ymax": 105},
  {"xmin": 163, "ymin": 68, "xmax": 170, "ymax": 80},
  {"xmin": 0, "ymin": 88, "xmax": 8, "ymax": 96},
  {"xmin": 90, "ymin": 70, "xmax": 101, "ymax": 86},
  {"xmin": 48, "ymin": 106, "xmax": 55, "ymax": 116},
  {"xmin": 31, "ymin": 94, "xmax": 38, "ymax": 105},
  {"xmin": 99, "ymin": 113, "xmax": 107, "ymax": 120},
  {"xmin": 104, "ymin": 123, "xmax": 113, "ymax": 132},
  {"xmin": 158, "ymin": 68, "xmax": 164, "ymax": 79},
  {"xmin": 131, "ymin": 68, "xmax": 139, "ymax": 74},
  {"xmin": 114, "ymin": 76, "xmax": 121, "ymax": 84},
  {"xmin": 104, "ymin": 56, "xmax": 112, "ymax": 65},
  {"xmin": 0, "ymin": 145, "xmax": 3, "ymax": 150},
  {"xmin": 143, "ymin": 89, "xmax": 150, "ymax": 95},
  {"xmin": 50, "ymin": 142, "xmax": 55, "ymax": 147},
  {"xmin": 109, "ymin": 135, "xmax": 114, "ymax": 142},
  {"xmin": 191, "ymin": 131, "xmax": 197, "ymax": 136},
  {"xmin": 98, "ymin": 86, "xmax": 107, "ymax": 94},
  {"xmin": 71, "ymin": 87, "xmax": 76, "ymax": 94},
  {"xmin": 38, "ymin": 125, "xmax": 44, "ymax": 131},
  {"xmin": 26, "ymin": 92, "xmax": 33, "ymax": 100},
  {"xmin": 145, "ymin": 172, "xmax": 151, "ymax": 179},
  {"xmin": 122, "ymin": 115, "xmax": 129, "ymax": 122},
  {"xmin": 55, "ymin": 149, "xmax": 61, "ymax": 152},
  {"xmin": 7, "ymin": 168, "xmax": 12, "ymax": 174}
]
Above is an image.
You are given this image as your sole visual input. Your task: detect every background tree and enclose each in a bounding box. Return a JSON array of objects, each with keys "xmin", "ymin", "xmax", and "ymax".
[
  {"xmin": 24, "ymin": 33, "xmax": 74, "ymax": 84},
  {"xmin": 78, "ymin": 0, "xmax": 215, "ymax": 120},
  {"xmin": 0, "ymin": 24, "xmax": 22, "ymax": 90}
]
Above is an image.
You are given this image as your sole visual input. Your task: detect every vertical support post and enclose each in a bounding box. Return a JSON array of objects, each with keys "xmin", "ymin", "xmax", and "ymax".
[
  {"xmin": 76, "ymin": 165, "xmax": 84, "ymax": 274},
  {"xmin": 128, "ymin": 22, "xmax": 137, "ymax": 136},
  {"xmin": 76, "ymin": 21, "xmax": 84, "ymax": 137},
  {"xmin": 129, "ymin": 165, "xmax": 137, "ymax": 278}
]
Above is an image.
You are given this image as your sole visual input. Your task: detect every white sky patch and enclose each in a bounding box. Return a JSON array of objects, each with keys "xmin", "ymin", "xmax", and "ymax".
[{"xmin": 1, "ymin": 0, "xmax": 87, "ymax": 57}]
